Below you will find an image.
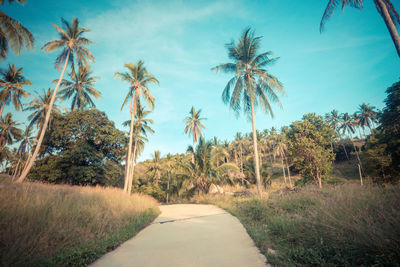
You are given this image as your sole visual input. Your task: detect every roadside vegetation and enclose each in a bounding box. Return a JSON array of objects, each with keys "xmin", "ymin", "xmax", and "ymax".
[
  {"xmin": 0, "ymin": 178, "xmax": 159, "ymax": 266},
  {"xmin": 194, "ymin": 184, "xmax": 400, "ymax": 266}
]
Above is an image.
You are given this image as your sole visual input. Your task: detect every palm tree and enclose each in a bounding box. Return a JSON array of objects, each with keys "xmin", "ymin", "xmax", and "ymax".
[
  {"xmin": 56, "ymin": 65, "xmax": 101, "ymax": 110},
  {"xmin": 325, "ymin": 109, "xmax": 340, "ymax": 132},
  {"xmin": 340, "ymin": 112, "xmax": 364, "ymax": 185},
  {"xmin": 357, "ymin": 103, "xmax": 378, "ymax": 132},
  {"xmin": 320, "ymin": 0, "xmax": 400, "ymax": 57},
  {"xmin": 122, "ymin": 103, "xmax": 154, "ymax": 193},
  {"xmin": 147, "ymin": 150, "xmax": 163, "ymax": 185},
  {"xmin": 180, "ymin": 137, "xmax": 239, "ymax": 195},
  {"xmin": 114, "ymin": 60, "xmax": 158, "ymax": 193},
  {"xmin": 21, "ymin": 88, "xmax": 62, "ymax": 167},
  {"xmin": 0, "ymin": 64, "xmax": 31, "ymax": 117},
  {"xmin": 184, "ymin": 106, "xmax": 206, "ymax": 163},
  {"xmin": 0, "ymin": 112, "xmax": 22, "ymax": 150},
  {"xmin": 17, "ymin": 17, "xmax": 94, "ymax": 183},
  {"xmin": 0, "ymin": 0, "xmax": 34, "ymax": 59},
  {"xmin": 13, "ymin": 124, "xmax": 33, "ymax": 179},
  {"xmin": 212, "ymin": 28, "xmax": 286, "ymax": 196}
]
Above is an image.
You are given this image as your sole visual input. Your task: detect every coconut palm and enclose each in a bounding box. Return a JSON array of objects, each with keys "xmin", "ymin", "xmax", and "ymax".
[
  {"xmin": 122, "ymin": 103, "xmax": 154, "ymax": 137},
  {"xmin": 147, "ymin": 150, "xmax": 163, "ymax": 185},
  {"xmin": 212, "ymin": 27, "xmax": 285, "ymax": 196},
  {"xmin": 21, "ymin": 88, "xmax": 62, "ymax": 167},
  {"xmin": 320, "ymin": 0, "xmax": 400, "ymax": 57},
  {"xmin": 56, "ymin": 65, "xmax": 101, "ymax": 110},
  {"xmin": 325, "ymin": 109, "xmax": 340, "ymax": 132},
  {"xmin": 0, "ymin": 64, "xmax": 31, "ymax": 117},
  {"xmin": 184, "ymin": 106, "xmax": 206, "ymax": 163},
  {"xmin": 17, "ymin": 17, "xmax": 95, "ymax": 183},
  {"xmin": 122, "ymin": 102, "xmax": 154, "ymax": 193},
  {"xmin": 180, "ymin": 137, "xmax": 239, "ymax": 195},
  {"xmin": 114, "ymin": 60, "xmax": 158, "ymax": 193},
  {"xmin": 357, "ymin": 103, "xmax": 378, "ymax": 132},
  {"xmin": 340, "ymin": 112, "xmax": 364, "ymax": 185},
  {"xmin": 0, "ymin": 0, "xmax": 34, "ymax": 59},
  {"xmin": 0, "ymin": 112, "xmax": 22, "ymax": 150},
  {"xmin": 12, "ymin": 124, "xmax": 32, "ymax": 179}
]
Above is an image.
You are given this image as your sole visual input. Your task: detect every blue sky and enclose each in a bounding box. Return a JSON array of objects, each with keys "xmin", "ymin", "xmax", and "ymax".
[{"xmin": 2, "ymin": 0, "xmax": 399, "ymax": 160}]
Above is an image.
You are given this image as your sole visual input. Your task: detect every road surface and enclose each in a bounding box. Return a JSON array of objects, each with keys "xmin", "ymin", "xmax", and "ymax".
[{"xmin": 91, "ymin": 204, "xmax": 268, "ymax": 267}]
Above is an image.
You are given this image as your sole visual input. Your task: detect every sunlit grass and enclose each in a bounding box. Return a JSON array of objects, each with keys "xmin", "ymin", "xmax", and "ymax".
[{"xmin": 0, "ymin": 180, "xmax": 160, "ymax": 266}]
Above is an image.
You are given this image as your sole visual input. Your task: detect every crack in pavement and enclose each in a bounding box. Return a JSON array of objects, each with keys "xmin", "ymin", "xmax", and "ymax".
[{"xmin": 153, "ymin": 212, "xmax": 229, "ymax": 225}]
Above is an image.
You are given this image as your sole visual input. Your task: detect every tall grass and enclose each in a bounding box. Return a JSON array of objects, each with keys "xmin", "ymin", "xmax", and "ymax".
[
  {"xmin": 194, "ymin": 184, "xmax": 400, "ymax": 266},
  {"xmin": 0, "ymin": 180, "xmax": 160, "ymax": 266}
]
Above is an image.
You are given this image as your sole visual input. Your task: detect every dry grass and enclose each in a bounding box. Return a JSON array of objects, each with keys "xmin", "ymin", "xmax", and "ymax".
[
  {"xmin": 0, "ymin": 180, "xmax": 159, "ymax": 266},
  {"xmin": 194, "ymin": 184, "xmax": 400, "ymax": 266}
]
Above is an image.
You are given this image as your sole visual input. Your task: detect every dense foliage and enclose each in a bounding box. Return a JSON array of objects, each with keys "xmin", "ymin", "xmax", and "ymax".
[
  {"xmin": 28, "ymin": 109, "xmax": 127, "ymax": 186},
  {"xmin": 362, "ymin": 79, "xmax": 400, "ymax": 183}
]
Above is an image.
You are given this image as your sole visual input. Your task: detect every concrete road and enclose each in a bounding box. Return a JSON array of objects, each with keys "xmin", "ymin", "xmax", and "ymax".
[{"xmin": 91, "ymin": 204, "xmax": 268, "ymax": 267}]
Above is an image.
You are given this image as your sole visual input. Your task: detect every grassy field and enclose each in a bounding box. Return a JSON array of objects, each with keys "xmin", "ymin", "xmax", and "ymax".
[
  {"xmin": 194, "ymin": 184, "xmax": 400, "ymax": 266},
  {"xmin": 0, "ymin": 179, "xmax": 160, "ymax": 266}
]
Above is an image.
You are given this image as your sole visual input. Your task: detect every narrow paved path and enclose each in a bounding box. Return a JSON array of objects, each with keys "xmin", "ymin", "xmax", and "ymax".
[{"xmin": 91, "ymin": 204, "xmax": 267, "ymax": 267}]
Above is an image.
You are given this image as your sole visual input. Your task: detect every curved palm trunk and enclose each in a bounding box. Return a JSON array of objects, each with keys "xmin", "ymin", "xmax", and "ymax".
[
  {"xmin": 250, "ymin": 100, "xmax": 262, "ymax": 196},
  {"xmin": 285, "ymin": 156, "xmax": 292, "ymax": 187},
  {"xmin": 349, "ymin": 135, "xmax": 364, "ymax": 186},
  {"xmin": 17, "ymin": 50, "xmax": 71, "ymax": 183},
  {"xmin": 20, "ymin": 128, "xmax": 40, "ymax": 175},
  {"xmin": 374, "ymin": 0, "xmax": 400, "ymax": 57},
  {"xmin": 192, "ymin": 137, "xmax": 195, "ymax": 164}
]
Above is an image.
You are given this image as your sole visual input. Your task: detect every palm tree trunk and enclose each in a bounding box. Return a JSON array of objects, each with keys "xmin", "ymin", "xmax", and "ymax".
[
  {"xmin": 125, "ymin": 91, "xmax": 138, "ymax": 193},
  {"xmin": 0, "ymin": 101, "xmax": 6, "ymax": 118},
  {"xmin": 250, "ymin": 99, "xmax": 262, "ymax": 196},
  {"xmin": 127, "ymin": 139, "xmax": 137, "ymax": 194},
  {"xmin": 12, "ymin": 158, "xmax": 20, "ymax": 181},
  {"xmin": 281, "ymin": 158, "xmax": 287, "ymax": 185},
  {"xmin": 285, "ymin": 156, "xmax": 292, "ymax": 187},
  {"xmin": 17, "ymin": 50, "xmax": 71, "ymax": 183},
  {"xmin": 374, "ymin": 0, "xmax": 400, "ymax": 57},
  {"xmin": 166, "ymin": 176, "xmax": 170, "ymax": 204},
  {"xmin": 20, "ymin": 128, "xmax": 40, "ymax": 175},
  {"xmin": 192, "ymin": 138, "xmax": 195, "ymax": 164},
  {"xmin": 349, "ymin": 134, "xmax": 364, "ymax": 185},
  {"xmin": 342, "ymin": 143, "xmax": 350, "ymax": 160}
]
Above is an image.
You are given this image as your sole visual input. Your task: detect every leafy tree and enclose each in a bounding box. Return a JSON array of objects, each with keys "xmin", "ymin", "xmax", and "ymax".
[
  {"xmin": 114, "ymin": 60, "xmax": 158, "ymax": 193},
  {"xmin": 0, "ymin": 112, "xmax": 21, "ymax": 149},
  {"xmin": 0, "ymin": 64, "xmax": 31, "ymax": 117},
  {"xmin": 363, "ymin": 79, "xmax": 400, "ymax": 183},
  {"xmin": 0, "ymin": 0, "xmax": 34, "ymax": 59},
  {"xmin": 17, "ymin": 17, "xmax": 95, "ymax": 182},
  {"xmin": 184, "ymin": 106, "xmax": 206, "ymax": 163},
  {"xmin": 29, "ymin": 109, "xmax": 126, "ymax": 186},
  {"xmin": 212, "ymin": 27, "xmax": 285, "ymax": 195},
  {"xmin": 286, "ymin": 113, "xmax": 336, "ymax": 188},
  {"xmin": 320, "ymin": 0, "xmax": 400, "ymax": 57}
]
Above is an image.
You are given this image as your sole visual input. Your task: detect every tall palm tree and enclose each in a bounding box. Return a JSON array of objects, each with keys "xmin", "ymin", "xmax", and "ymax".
[
  {"xmin": 147, "ymin": 150, "xmax": 163, "ymax": 185},
  {"xmin": 21, "ymin": 88, "xmax": 62, "ymax": 168},
  {"xmin": 122, "ymin": 102, "xmax": 154, "ymax": 193},
  {"xmin": 0, "ymin": 0, "xmax": 34, "ymax": 59},
  {"xmin": 0, "ymin": 64, "xmax": 31, "ymax": 117},
  {"xmin": 56, "ymin": 65, "xmax": 101, "ymax": 110},
  {"xmin": 340, "ymin": 112, "xmax": 364, "ymax": 185},
  {"xmin": 184, "ymin": 106, "xmax": 206, "ymax": 163},
  {"xmin": 325, "ymin": 109, "xmax": 340, "ymax": 132},
  {"xmin": 212, "ymin": 28, "xmax": 286, "ymax": 195},
  {"xmin": 0, "ymin": 112, "xmax": 22, "ymax": 150},
  {"xmin": 17, "ymin": 17, "xmax": 94, "ymax": 183},
  {"xmin": 115, "ymin": 60, "xmax": 158, "ymax": 193},
  {"xmin": 320, "ymin": 0, "xmax": 400, "ymax": 57},
  {"xmin": 12, "ymin": 124, "xmax": 33, "ymax": 179},
  {"xmin": 357, "ymin": 103, "xmax": 378, "ymax": 132}
]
